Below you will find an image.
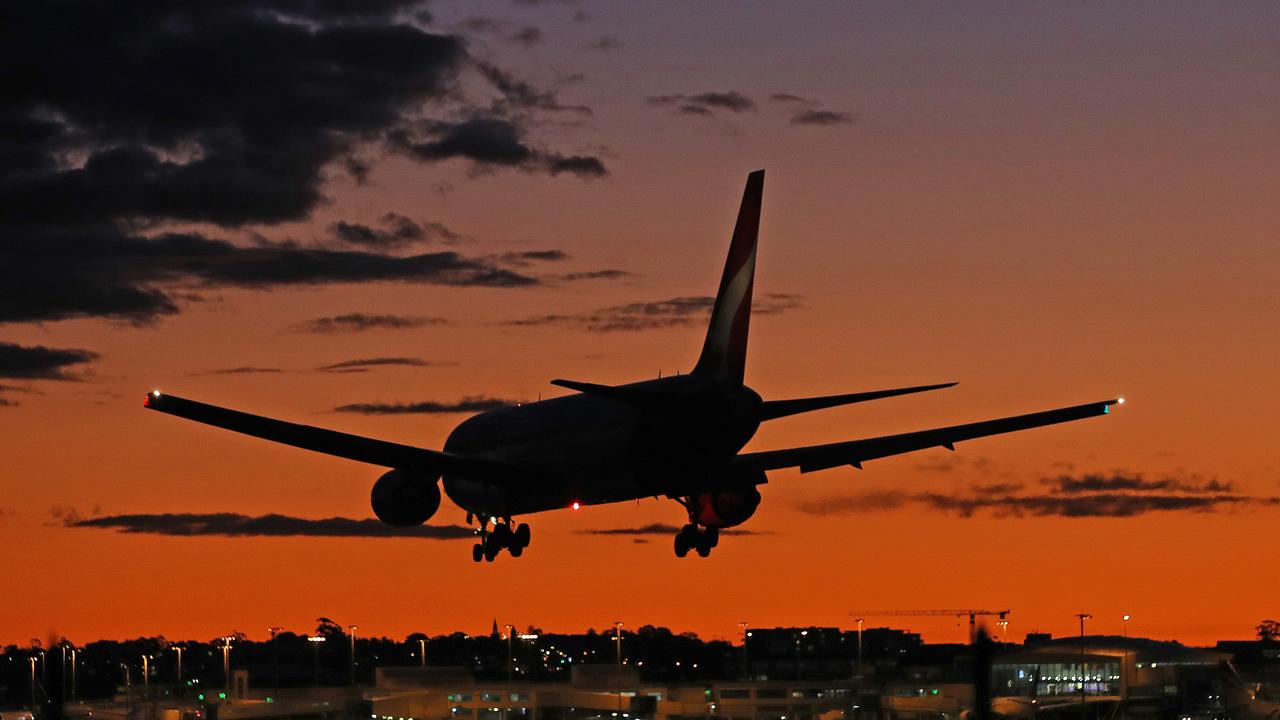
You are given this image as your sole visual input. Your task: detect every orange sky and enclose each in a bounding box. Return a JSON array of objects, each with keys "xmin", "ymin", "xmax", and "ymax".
[{"xmin": 3, "ymin": 3, "xmax": 1278, "ymax": 649}]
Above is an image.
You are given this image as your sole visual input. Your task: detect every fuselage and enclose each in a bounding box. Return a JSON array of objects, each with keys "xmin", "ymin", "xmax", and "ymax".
[{"xmin": 441, "ymin": 374, "xmax": 762, "ymax": 518}]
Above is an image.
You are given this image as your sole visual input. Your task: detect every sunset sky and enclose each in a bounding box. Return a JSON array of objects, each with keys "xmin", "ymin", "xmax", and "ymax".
[{"xmin": 3, "ymin": 2, "xmax": 1279, "ymax": 649}]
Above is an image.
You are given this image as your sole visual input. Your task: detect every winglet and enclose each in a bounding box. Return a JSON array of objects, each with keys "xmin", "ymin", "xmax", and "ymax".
[{"xmin": 692, "ymin": 170, "xmax": 764, "ymax": 385}]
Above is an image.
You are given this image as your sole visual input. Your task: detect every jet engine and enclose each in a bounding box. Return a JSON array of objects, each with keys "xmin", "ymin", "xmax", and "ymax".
[
  {"xmin": 370, "ymin": 469, "xmax": 441, "ymax": 527},
  {"xmin": 691, "ymin": 470, "xmax": 764, "ymax": 528}
]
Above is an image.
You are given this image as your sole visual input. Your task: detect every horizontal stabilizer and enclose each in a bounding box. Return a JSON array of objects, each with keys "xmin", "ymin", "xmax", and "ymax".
[
  {"xmin": 760, "ymin": 382, "xmax": 957, "ymax": 421},
  {"xmin": 550, "ymin": 378, "xmax": 668, "ymax": 412}
]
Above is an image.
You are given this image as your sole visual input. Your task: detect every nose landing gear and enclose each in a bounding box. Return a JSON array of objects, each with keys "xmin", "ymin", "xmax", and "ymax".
[{"xmin": 470, "ymin": 515, "xmax": 531, "ymax": 562}]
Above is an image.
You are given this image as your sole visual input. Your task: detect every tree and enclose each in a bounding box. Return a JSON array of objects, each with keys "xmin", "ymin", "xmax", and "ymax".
[{"xmin": 1257, "ymin": 620, "xmax": 1280, "ymax": 642}]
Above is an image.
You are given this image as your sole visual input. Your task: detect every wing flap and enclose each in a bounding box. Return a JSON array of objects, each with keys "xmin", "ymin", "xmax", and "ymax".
[
  {"xmin": 143, "ymin": 391, "xmax": 511, "ymax": 479},
  {"xmin": 735, "ymin": 398, "xmax": 1121, "ymax": 474}
]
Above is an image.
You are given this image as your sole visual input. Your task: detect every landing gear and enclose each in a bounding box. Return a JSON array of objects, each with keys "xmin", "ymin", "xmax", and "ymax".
[
  {"xmin": 673, "ymin": 523, "xmax": 719, "ymax": 558},
  {"xmin": 470, "ymin": 516, "xmax": 532, "ymax": 562}
]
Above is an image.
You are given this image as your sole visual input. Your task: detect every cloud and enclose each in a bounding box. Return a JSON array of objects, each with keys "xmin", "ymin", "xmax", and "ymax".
[
  {"xmin": 0, "ymin": 342, "xmax": 98, "ymax": 380},
  {"xmin": 292, "ymin": 313, "xmax": 447, "ymax": 334},
  {"xmin": 790, "ymin": 109, "xmax": 855, "ymax": 126},
  {"xmin": 330, "ymin": 213, "xmax": 465, "ymax": 249},
  {"xmin": 334, "ymin": 396, "xmax": 519, "ymax": 414},
  {"xmin": 796, "ymin": 472, "xmax": 1280, "ymax": 519},
  {"xmin": 507, "ymin": 292, "xmax": 801, "ymax": 332},
  {"xmin": 317, "ymin": 357, "xmax": 436, "ymax": 373},
  {"xmin": 648, "ymin": 91, "xmax": 756, "ymax": 115},
  {"xmin": 767, "ymin": 93, "xmax": 856, "ymax": 126},
  {"xmin": 586, "ymin": 36, "xmax": 621, "ymax": 52},
  {"xmin": 510, "ymin": 26, "xmax": 544, "ymax": 46},
  {"xmin": 559, "ymin": 269, "xmax": 633, "ymax": 281},
  {"xmin": 69, "ymin": 512, "xmax": 474, "ymax": 540},
  {"xmin": 0, "ymin": 0, "xmax": 605, "ymax": 326},
  {"xmin": 577, "ymin": 523, "xmax": 764, "ymax": 536},
  {"xmin": 390, "ymin": 117, "xmax": 605, "ymax": 177},
  {"xmin": 202, "ymin": 366, "xmax": 284, "ymax": 375}
]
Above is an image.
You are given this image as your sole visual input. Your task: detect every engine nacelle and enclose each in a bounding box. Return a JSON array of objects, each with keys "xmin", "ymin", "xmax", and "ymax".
[
  {"xmin": 691, "ymin": 472, "xmax": 763, "ymax": 529},
  {"xmin": 371, "ymin": 469, "xmax": 442, "ymax": 527}
]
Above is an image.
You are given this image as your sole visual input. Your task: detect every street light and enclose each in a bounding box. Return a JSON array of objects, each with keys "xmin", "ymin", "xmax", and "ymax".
[
  {"xmin": 28, "ymin": 656, "xmax": 37, "ymax": 710},
  {"xmin": 172, "ymin": 645, "xmax": 184, "ymax": 688},
  {"xmin": 505, "ymin": 625, "xmax": 516, "ymax": 682},
  {"xmin": 142, "ymin": 655, "xmax": 150, "ymax": 700},
  {"xmin": 854, "ymin": 619, "xmax": 865, "ymax": 678},
  {"xmin": 613, "ymin": 621, "xmax": 624, "ymax": 670},
  {"xmin": 738, "ymin": 622, "xmax": 750, "ymax": 680},
  {"xmin": 348, "ymin": 626, "xmax": 358, "ymax": 687},
  {"xmin": 1075, "ymin": 613, "xmax": 1092, "ymax": 720},
  {"xmin": 308, "ymin": 636, "xmax": 326, "ymax": 687},
  {"xmin": 220, "ymin": 637, "xmax": 233, "ymax": 690},
  {"xmin": 1122, "ymin": 614, "xmax": 1131, "ymax": 638},
  {"xmin": 69, "ymin": 647, "xmax": 77, "ymax": 702},
  {"xmin": 418, "ymin": 638, "xmax": 426, "ymax": 668},
  {"xmin": 268, "ymin": 627, "xmax": 283, "ymax": 689}
]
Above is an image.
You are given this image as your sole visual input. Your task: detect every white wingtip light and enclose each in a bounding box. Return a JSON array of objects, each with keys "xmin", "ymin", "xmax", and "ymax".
[
  {"xmin": 1117, "ymin": 396, "xmax": 1126, "ymax": 405},
  {"xmin": 151, "ymin": 389, "xmax": 161, "ymax": 398}
]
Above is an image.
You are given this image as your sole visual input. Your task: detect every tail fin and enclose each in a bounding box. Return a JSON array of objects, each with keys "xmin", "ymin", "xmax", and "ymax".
[{"xmin": 692, "ymin": 169, "xmax": 764, "ymax": 385}]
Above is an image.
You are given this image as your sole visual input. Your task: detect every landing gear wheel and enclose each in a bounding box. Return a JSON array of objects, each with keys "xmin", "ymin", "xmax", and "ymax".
[
  {"xmin": 509, "ymin": 544, "xmax": 524, "ymax": 558},
  {"xmin": 695, "ymin": 541, "xmax": 712, "ymax": 558},
  {"xmin": 472, "ymin": 543, "xmax": 483, "ymax": 563},
  {"xmin": 674, "ymin": 532, "xmax": 690, "ymax": 558},
  {"xmin": 514, "ymin": 523, "xmax": 531, "ymax": 548},
  {"xmin": 704, "ymin": 526, "xmax": 720, "ymax": 549},
  {"xmin": 492, "ymin": 523, "xmax": 513, "ymax": 548},
  {"xmin": 484, "ymin": 540, "xmax": 501, "ymax": 562}
]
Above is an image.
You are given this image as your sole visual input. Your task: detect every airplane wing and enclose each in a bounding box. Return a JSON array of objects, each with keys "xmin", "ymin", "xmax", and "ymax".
[
  {"xmin": 142, "ymin": 391, "xmax": 516, "ymax": 480},
  {"xmin": 733, "ymin": 398, "xmax": 1122, "ymax": 474}
]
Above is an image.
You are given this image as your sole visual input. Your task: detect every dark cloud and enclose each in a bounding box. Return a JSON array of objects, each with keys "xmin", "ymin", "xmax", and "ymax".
[
  {"xmin": 510, "ymin": 26, "xmax": 544, "ymax": 46},
  {"xmin": 1045, "ymin": 472, "xmax": 1235, "ymax": 495},
  {"xmin": 317, "ymin": 357, "xmax": 435, "ymax": 373},
  {"xmin": 0, "ymin": 342, "xmax": 98, "ymax": 380},
  {"xmin": 474, "ymin": 62, "xmax": 592, "ymax": 115},
  {"xmin": 330, "ymin": 213, "xmax": 465, "ymax": 249},
  {"xmin": 769, "ymin": 93, "xmax": 812, "ymax": 104},
  {"xmin": 578, "ymin": 523, "xmax": 763, "ymax": 536},
  {"xmin": 462, "ymin": 16, "xmax": 503, "ymax": 34},
  {"xmin": 559, "ymin": 269, "xmax": 633, "ymax": 281},
  {"xmin": 203, "ymin": 366, "xmax": 284, "ymax": 375},
  {"xmin": 797, "ymin": 472, "xmax": 1280, "ymax": 519},
  {"xmin": 791, "ymin": 109, "xmax": 855, "ymax": 126},
  {"xmin": 292, "ymin": 313, "xmax": 447, "ymax": 334},
  {"xmin": 334, "ymin": 396, "xmax": 519, "ymax": 414},
  {"xmin": 648, "ymin": 91, "xmax": 757, "ymax": 115},
  {"xmin": 507, "ymin": 293, "xmax": 801, "ymax": 332},
  {"xmin": 390, "ymin": 117, "xmax": 605, "ymax": 177},
  {"xmin": 69, "ymin": 512, "xmax": 474, "ymax": 540},
  {"xmin": 497, "ymin": 249, "xmax": 571, "ymax": 266},
  {"xmin": 586, "ymin": 36, "xmax": 621, "ymax": 52},
  {"xmin": 0, "ymin": 0, "xmax": 604, "ymax": 326}
]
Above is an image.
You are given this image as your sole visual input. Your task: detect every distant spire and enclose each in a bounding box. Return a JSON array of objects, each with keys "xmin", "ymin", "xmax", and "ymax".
[{"xmin": 491, "ymin": 618, "xmax": 499, "ymax": 638}]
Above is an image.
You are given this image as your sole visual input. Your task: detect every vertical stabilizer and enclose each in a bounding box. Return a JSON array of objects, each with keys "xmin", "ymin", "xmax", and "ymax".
[{"xmin": 692, "ymin": 170, "xmax": 764, "ymax": 385}]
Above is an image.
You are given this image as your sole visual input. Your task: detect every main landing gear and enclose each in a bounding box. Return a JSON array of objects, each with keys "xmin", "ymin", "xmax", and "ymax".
[
  {"xmin": 470, "ymin": 515, "xmax": 531, "ymax": 562},
  {"xmin": 673, "ymin": 523, "xmax": 718, "ymax": 558}
]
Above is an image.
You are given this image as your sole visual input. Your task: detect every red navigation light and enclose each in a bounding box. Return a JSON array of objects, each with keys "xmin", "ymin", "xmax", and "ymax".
[{"xmin": 571, "ymin": 501, "xmax": 581, "ymax": 511}]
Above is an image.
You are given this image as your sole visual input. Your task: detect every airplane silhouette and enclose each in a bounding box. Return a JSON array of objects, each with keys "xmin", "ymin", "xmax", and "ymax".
[{"xmin": 145, "ymin": 170, "xmax": 1122, "ymax": 561}]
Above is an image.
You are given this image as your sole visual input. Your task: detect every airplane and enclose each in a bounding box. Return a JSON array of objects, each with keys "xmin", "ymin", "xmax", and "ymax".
[
  {"xmin": 144, "ymin": 170, "xmax": 1123, "ymax": 562},
  {"xmin": 1221, "ymin": 661, "xmax": 1280, "ymax": 720}
]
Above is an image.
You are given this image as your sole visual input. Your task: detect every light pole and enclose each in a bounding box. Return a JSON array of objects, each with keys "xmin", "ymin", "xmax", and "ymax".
[
  {"xmin": 1121, "ymin": 614, "xmax": 1130, "ymax": 638},
  {"xmin": 795, "ymin": 630, "xmax": 808, "ymax": 680},
  {"xmin": 268, "ymin": 627, "xmax": 283, "ymax": 689},
  {"xmin": 855, "ymin": 619, "xmax": 865, "ymax": 679},
  {"xmin": 142, "ymin": 655, "xmax": 150, "ymax": 701},
  {"xmin": 60, "ymin": 644, "xmax": 67, "ymax": 702},
  {"xmin": 308, "ymin": 636, "xmax": 326, "ymax": 687},
  {"xmin": 348, "ymin": 626, "xmax": 358, "ymax": 686},
  {"xmin": 220, "ymin": 637, "xmax": 233, "ymax": 690},
  {"xmin": 1076, "ymin": 613, "xmax": 1092, "ymax": 720},
  {"xmin": 613, "ymin": 621, "xmax": 625, "ymax": 715},
  {"xmin": 418, "ymin": 638, "xmax": 426, "ymax": 668},
  {"xmin": 172, "ymin": 646, "xmax": 184, "ymax": 688},
  {"xmin": 121, "ymin": 663, "xmax": 132, "ymax": 712},
  {"xmin": 505, "ymin": 625, "xmax": 516, "ymax": 682},
  {"xmin": 738, "ymin": 622, "xmax": 749, "ymax": 680},
  {"xmin": 29, "ymin": 656, "xmax": 37, "ymax": 710},
  {"xmin": 70, "ymin": 647, "xmax": 77, "ymax": 702}
]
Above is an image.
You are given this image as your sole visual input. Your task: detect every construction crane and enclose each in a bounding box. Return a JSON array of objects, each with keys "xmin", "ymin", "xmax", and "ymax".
[{"xmin": 848, "ymin": 609, "xmax": 1010, "ymax": 644}]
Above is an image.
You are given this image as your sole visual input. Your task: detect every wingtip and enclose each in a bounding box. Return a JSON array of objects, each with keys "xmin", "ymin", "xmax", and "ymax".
[{"xmin": 143, "ymin": 389, "xmax": 161, "ymax": 407}]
